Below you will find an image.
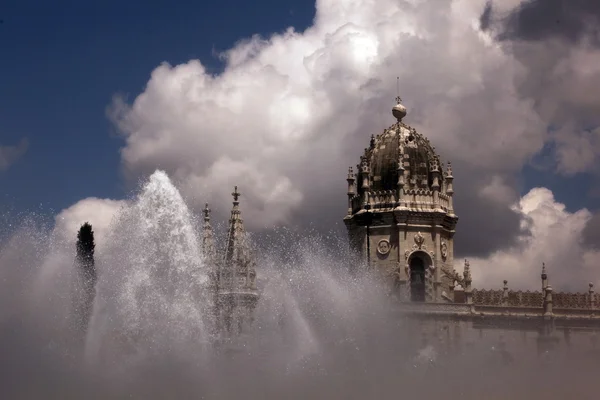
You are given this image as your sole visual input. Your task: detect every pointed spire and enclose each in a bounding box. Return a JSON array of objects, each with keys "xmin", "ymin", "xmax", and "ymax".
[
  {"xmin": 217, "ymin": 187, "xmax": 259, "ymax": 337},
  {"xmin": 201, "ymin": 203, "xmax": 217, "ymax": 264},
  {"xmin": 224, "ymin": 186, "xmax": 245, "ymax": 265},
  {"xmin": 541, "ymin": 262, "xmax": 549, "ymax": 296},
  {"xmin": 541, "ymin": 262, "xmax": 547, "ymax": 278}
]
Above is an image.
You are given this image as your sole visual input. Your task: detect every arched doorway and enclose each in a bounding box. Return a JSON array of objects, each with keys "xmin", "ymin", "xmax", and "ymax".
[{"xmin": 410, "ymin": 256, "xmax": 426, "ymax": 302}]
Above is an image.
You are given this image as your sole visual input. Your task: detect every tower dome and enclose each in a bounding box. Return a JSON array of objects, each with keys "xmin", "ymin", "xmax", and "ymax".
[{"xmin": 366, "ymin": 120, "xmax": 441, "ymax": 195}]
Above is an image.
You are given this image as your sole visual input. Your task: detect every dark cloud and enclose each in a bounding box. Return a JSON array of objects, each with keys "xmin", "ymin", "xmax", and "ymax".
[
  {"xmin": 478, "ymin": 0, "xmax": 600, "ymax": 178},
  {"xmin": 491, "ymin": 0, "xmax": 600, "ymax": 44},
  {"xmin": 582, "ymin": 210, "xmax": 600, "ymax": 249},
  {"xmin": 452, "ymin": 165, "xmax": 527, "ymax": 257},
  {"xmin": 480, "ymin": 1, "xmax": 493, "ymax": 32}
]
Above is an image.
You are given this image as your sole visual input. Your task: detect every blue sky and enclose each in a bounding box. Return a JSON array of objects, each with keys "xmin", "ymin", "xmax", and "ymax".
[
  {"xmin": 0, "ymin": 0, "xmax": 315, "ymax": 214},
  {"xmin": 0, "ymin": 0, "xmax": 597, "ymax": 224}
]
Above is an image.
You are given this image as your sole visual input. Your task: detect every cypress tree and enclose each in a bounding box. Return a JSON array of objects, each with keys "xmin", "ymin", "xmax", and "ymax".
[
  {"xmin": 76, "ymin": 222, "xmax": 96, "ymax": 284},
  {"xmin": 75, "ymin": 222, "xmax": 96, "ymax": 334}
]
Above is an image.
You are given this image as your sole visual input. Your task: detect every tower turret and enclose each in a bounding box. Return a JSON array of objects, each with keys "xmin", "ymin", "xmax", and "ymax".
[{"xmin": 343, "ymin": 90, "xmax": 459, "ymax": 303}]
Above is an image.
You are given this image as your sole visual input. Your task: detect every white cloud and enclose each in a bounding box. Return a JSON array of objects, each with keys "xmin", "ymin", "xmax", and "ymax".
[
  {"xmin": 53, "ymin": 197, "xmax": 125, "ymax": 253},
  {"xmin": 110, "ymin": 0, "xmax": 548, "ymax": 230},
  {"xmin": 464, "ymin": 187, "xmax": 600, "ymax": 291},
  {"xmin": 0, "ymin": 139, "xmax": 29, "ymax": 171}
]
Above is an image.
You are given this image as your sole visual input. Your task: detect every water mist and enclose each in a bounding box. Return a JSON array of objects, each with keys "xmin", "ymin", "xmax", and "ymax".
[{"xmin": 0, "ymin": 170, "xmax": 598, "ymax": 399}]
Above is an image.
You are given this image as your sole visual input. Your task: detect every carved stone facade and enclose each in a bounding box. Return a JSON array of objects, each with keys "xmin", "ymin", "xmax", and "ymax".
[
  {"xmin": 343, "ymin": 96, "xmax": 600, "ymax": 342},
  {"xmin": 203, "ymin": 187, "xmax": 259, "ymax": 339}
]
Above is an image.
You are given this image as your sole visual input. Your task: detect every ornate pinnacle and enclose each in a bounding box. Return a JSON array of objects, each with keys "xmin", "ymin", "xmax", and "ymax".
[
  {"xmin": 395, "ymin": 95, "xmax": 402, "ymax": 104},
  {"xmin": 463, "ymin": 259, "xmax": 471, "ymax": 281},
  {"xmin": 203, "ymin": 203, "xmax": 211, "ymax": 222},
  {"xmin": 541, "ymin": 262, "xmax": 547, "ymax": 279},
  {"xmin": 232, "ymin": 186, "xmax": 241, "ymax": 204}
]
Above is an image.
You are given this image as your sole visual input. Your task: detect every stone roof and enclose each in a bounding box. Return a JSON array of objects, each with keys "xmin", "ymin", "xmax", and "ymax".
[{"xmin": 365, "ymin": 121, "xmax": 443, "ymax": 193}]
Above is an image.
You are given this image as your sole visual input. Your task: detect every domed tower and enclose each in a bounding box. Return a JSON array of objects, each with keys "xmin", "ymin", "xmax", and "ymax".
[{"xmin": 344, "ymin": 96, "xmax": 458, "ymax": 303}]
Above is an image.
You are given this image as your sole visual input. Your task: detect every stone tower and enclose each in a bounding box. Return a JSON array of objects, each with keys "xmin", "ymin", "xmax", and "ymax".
[
  {"xmin": 214, "ymin": 186, "xmax": 259, "ymax": 336},
  {"xmin": 343, "ymin": 96, "xmax": 458, "ymax": 303}
]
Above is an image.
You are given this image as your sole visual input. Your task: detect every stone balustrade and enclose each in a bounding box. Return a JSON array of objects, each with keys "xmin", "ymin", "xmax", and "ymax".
[{"xmin": 350, "ymin": 189, "xmax": 453, "ymax": 214}]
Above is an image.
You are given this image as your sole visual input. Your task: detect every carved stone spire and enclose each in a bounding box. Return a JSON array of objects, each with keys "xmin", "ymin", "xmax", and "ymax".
[
  {"xmin": 217, "ymin": 186, "xmax": 259, "ymax": 337},
  {"xmin": 224, "ymin": 186, "xmax": 245, "ymax": 266},
  {"xmin": 222, "ymin": 186, "xmax": 257, "ymax": 291}
]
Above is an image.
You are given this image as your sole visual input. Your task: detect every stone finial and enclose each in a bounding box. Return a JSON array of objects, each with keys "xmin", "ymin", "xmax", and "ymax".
[
  {"xmin": 446, "ymin": 161, "xmax": 453, "ymax": 177},
  {"xmin": 347, "ymin": 166, "xmax": 354, "ymax": 179},
  {"xmin": 541, "ymin": 262, "xmax": 547, "ymax": 278},
  {"xmin": 392, "ymin": 78, "xmax": 407, "ymax": 121},
  {"xmin": 232, "ymin": 186, "xmax": 241, "ymax": 204},
  {"xmin": 463, "ymin": 259, "xmax": 471, "ymax": 276},
  {"xmin": 370, "ymin": 134, "xmax": 376, "ymax": 149}
]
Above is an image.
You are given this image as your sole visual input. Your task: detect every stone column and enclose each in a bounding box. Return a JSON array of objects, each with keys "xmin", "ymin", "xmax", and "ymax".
[
  {"xmin": 431, "ymin": 158, "xmax": 441, "ymax": 210},
  {"xmin": 445, "ymin": 161, "xmax": 454, "ymax": 215},
  {"xmin": 543, "ymin": 285, "xmax": 553, "ymax": 319},
  {"xmin": 463, "ymin": 259, "xmax": 473, "ymax": 307},
  {"xmin": 502, "ymin": 280, "xmax": 509, "ymax": 306},
  {"xmin": 433, "ymin": 227, "xmax": 441, "ymax": 302}
]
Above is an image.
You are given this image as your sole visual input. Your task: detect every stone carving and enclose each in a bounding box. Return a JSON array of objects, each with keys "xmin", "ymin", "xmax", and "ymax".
[
  {"xmin": 414, "ymin": 232, "xmax": 425, "ymax": 249},
  {"xmin": 428, "ymin": 257, "xmax": 436, "ymax": 271},
  {"xmin": 377, "ymin": 239, "xmax": 391, "ymax": 255},
  {"xmin": 440, "ymin": 239, "xmax": 448, "ymax": 260},
  {"xmin": 405, "ymin": 250, "xmax": 411, "ymax": 260}
]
